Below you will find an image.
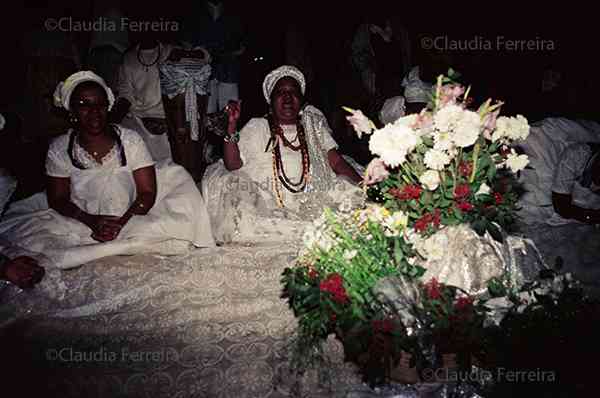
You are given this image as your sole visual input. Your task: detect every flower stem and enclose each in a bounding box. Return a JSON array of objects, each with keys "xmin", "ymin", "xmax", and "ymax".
[{"xmin": 470, "ymin": 142, "xmax": 480, "ymax": 183}]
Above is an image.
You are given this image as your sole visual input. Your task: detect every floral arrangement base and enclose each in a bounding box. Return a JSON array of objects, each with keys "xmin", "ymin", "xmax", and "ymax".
[{"xmin": 389, "ymin": 350, "xmax": 420, "ymax": 384}]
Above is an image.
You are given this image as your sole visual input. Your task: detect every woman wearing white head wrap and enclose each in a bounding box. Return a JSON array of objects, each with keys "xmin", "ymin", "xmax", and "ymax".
[
  {"xmin": 201, "ymin": 65, "xmax": 364, "ymax": 243},
  {"xmin": 402, "ymin": 66, "xmax": 433, "ymax": 114},
  {"xmin": 0, "ymin": 71, "xmax": 215, "ymax": 269}
]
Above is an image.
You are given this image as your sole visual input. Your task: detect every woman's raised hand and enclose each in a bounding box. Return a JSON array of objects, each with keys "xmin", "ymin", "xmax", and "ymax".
[{"xmin": 225, "ymin": 100, "xmax": 241, "ymax": 135}]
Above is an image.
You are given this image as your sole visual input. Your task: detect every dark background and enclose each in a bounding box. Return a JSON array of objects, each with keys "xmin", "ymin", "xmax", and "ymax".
[{"xmin": 1, "ymin": 1, "xmax": 598, "ymax": 123}]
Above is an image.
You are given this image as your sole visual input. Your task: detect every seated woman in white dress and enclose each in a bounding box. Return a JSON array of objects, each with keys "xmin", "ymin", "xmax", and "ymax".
[
  {"xmin": 551, "ymin": 142, "xmax": 600, "ymax": 224},
  {"xmin": 202, "ymin": 65, "xmax": 365, "ymax": 243},
  {"xmin": 0, "ymin": 71, "xmax": 215, "ymax": 270},
  {"xmin": 516, "ymin": 117, "xmax": 600, "ymax": 283}
]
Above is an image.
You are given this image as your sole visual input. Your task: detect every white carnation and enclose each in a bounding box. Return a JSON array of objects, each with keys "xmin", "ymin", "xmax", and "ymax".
[
  {"xmin": 419, "ymin": 170, "xmax": 440, "ymax": 191},
  {"xmin": 491, "ymin": 116, "xmax": 510, "ymax": 142},
  {"xmin": 369, "ymin": 123, "xmax": 421, "ymax": 168},
  {"xmin": 433, "ymin": 104, "xmax": 464, "ymax": 132},
  {"xmin": 433, "ymin": 130, "xmax": 454, "ymax": 152},
  {"xmin": 424, "ymin": 149, "xmax": 451, "ymax": 171},
  {"xmin": 505, "ymin": 150, "xmax": 529, "ymax": 173},
  {"xmin": 452, "ymin": 110, "xmax": 481, "ymax": 148}
]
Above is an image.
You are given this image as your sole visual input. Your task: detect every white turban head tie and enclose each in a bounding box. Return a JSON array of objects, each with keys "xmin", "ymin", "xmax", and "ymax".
[
  {"xmin": 402, "ymin": 67, "xmax": 433, "ymax": 104},
  {"xmin": 262, "ymin": 65, "xmax": 306, "ymax": 104},
  {"xmin": 379, "ymin": 96, "xmax": 406, "ymax": 125},
  {"xmin": 53, "ymin": 71, "xmax": 115, "ymax": 112}
]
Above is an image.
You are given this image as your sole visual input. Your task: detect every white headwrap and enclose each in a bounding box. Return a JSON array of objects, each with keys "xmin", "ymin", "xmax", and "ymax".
[
  {"xmin": 53, "ymin": 71, "xmax": 115, "ymax": 111},
  {"xmin": 262, "ymin": 65, "xmax": 306, "ymax": 104},
  {"xmin": 402, "ymin": 66, "xmax": 433, "ymax": 104},
  {"xmin": 379, "ymin": 96, "xmax": 406, "ymax": 125}
]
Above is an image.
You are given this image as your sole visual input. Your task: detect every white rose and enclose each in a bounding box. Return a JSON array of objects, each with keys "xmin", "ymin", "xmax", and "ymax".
[
  {"xmin": 419, "ymin": 170, "xmax": 440, "ymax": 191},
  {"xmin": 475, "ymin": 182, "xmax": 491, "ymax": 197}
]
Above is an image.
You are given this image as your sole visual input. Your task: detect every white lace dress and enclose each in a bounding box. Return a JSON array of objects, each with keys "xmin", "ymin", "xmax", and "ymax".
[
  {"xmin": 0, "ymin": 114, "xmax": 366, "ymax": 397},
  {"xmin": 202, "ymin": 105, "xmax": 365, "ymax": 243},
  {"xmin": 0, "ymin": 125, "xmax": 215, "ymax": 270}
]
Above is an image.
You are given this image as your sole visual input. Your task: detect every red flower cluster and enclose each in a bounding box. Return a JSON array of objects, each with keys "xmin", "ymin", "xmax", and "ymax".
[
  {"xmin": 454, "ymin": 295, "xmax": 474, "ymax": 312},
  {"xmin": 320, "ymin": 273, "xmax": 349, "ymax": 304},
  {"xmin": 494, "ymin": 192, "xmax": 503, "ymax": 205},
  {"xmin": 456, "ymin": 201, "xmax": 474, "ymax": 212},
  {"xmin": 372, "ymin": 318, "xmax": 395, "ymax": 333},
  {"xmin": 390, "ymin": 184, "xmax": 422, "ymax": 201},
  {"xmin": 424, "ymin": 278, "xmax": 442, "ymax": 300},
  {"xmin": 454, "ymin": 184, "xmax": 471, "ymax": 200},
  {"xmin": 414, "ymin": 209, "xmax": 441, "ymax": 232},
  {"xmin": 458, "ymin": 161, "xmax": 473, "ymax": 178}
]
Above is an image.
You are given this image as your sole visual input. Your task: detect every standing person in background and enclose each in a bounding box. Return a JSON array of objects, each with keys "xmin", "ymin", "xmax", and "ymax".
[
  {"xmin": 86, "ymin": 0, "xmax": 129, "ymax": 91},
  {"xmin": 182, "ymin": 1, "xmax": 245, "ymax": 115},
  {"xmin": 112, "ymin": 31, "xmax": 173, "ymax": 162},
  {"xmin": 179, "ymin": 0, "xmax": 245, "ymax": 177}
]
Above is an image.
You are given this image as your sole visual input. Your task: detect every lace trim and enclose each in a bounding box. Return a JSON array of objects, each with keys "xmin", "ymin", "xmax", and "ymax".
[{"xmin": 74, "ymin": 136, "xmax": 119, "ymax": 169}]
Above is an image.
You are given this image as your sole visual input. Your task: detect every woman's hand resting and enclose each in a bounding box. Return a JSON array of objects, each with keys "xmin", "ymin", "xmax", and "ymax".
[{"xmin": 88, "ymin": 215, "xmax": 125, "ymax": 242}]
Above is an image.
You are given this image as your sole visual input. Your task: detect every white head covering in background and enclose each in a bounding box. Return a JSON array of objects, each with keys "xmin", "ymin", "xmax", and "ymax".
[
  {"xmin": 379, "ymin": 96, "xmax": 406, "ymax": 125},
  {"xmin": 53, "ymin": 71, "xmax": 116, "ymax": 111},
  {"xmin": 262, "ymin": 65, "xmax": 306, "ymax": 104},
  {"xmin": 402, "ymin": 66, "xmax": 433, "ymax": 104}
]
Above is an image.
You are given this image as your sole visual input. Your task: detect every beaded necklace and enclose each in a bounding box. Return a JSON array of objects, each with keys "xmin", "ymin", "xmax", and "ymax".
[
  {"xmin": 267, "ymin": 115, "xmax": 311, "ymax": 208},
  {"xmin": 137, "ymin": 45, "xmax": 161, "ymax": 72}
]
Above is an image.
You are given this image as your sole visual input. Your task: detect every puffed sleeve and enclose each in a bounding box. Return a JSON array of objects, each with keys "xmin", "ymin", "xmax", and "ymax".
[
  {"xmin": 45, "ymin": 136, "xmax": 71, "ymax": 178},
  {"xmin": 120, "ymin": 128, "xmax": 155, "ymax": 171},
  {"xmin": 237, "ymin": 118, "xmax": 269, "ymax": 167},
  {"xmin": 551, "ymin": 144, "xmax": 589, "ymax": 195}
]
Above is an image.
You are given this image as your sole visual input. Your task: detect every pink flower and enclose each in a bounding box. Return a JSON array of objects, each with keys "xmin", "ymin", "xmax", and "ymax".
[
  {"xmin": 344, "ymin": 107, "xmax": 375, "ymax": 139},
  {"xmin": 364, "ymin": 158, "xmax": 390, "ymax": 186},
  {"xmin": 440, "ymin": 84, "xmax": 465, "ymax": 107},
  {"xmin": 411, "ymin": 110, "xmax": 433, "ymax": 131},
  {"xmin": 482, "ymin": 110, "xmax": 500, "ymax": 140}
]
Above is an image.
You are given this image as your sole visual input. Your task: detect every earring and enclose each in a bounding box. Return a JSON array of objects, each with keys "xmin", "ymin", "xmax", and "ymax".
[{"xmin": 69, "ymin": 114, "xmax": 79, "ymax": 125}]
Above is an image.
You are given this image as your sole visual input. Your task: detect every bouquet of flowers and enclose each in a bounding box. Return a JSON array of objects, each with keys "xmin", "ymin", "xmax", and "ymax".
[
  {"xmin": 346, "ymin": 69, "xmax": 530, "ymax": 241},
  {"xmin": 282, "ymin": 70, "xmax": 533, "ymax": 385}
]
